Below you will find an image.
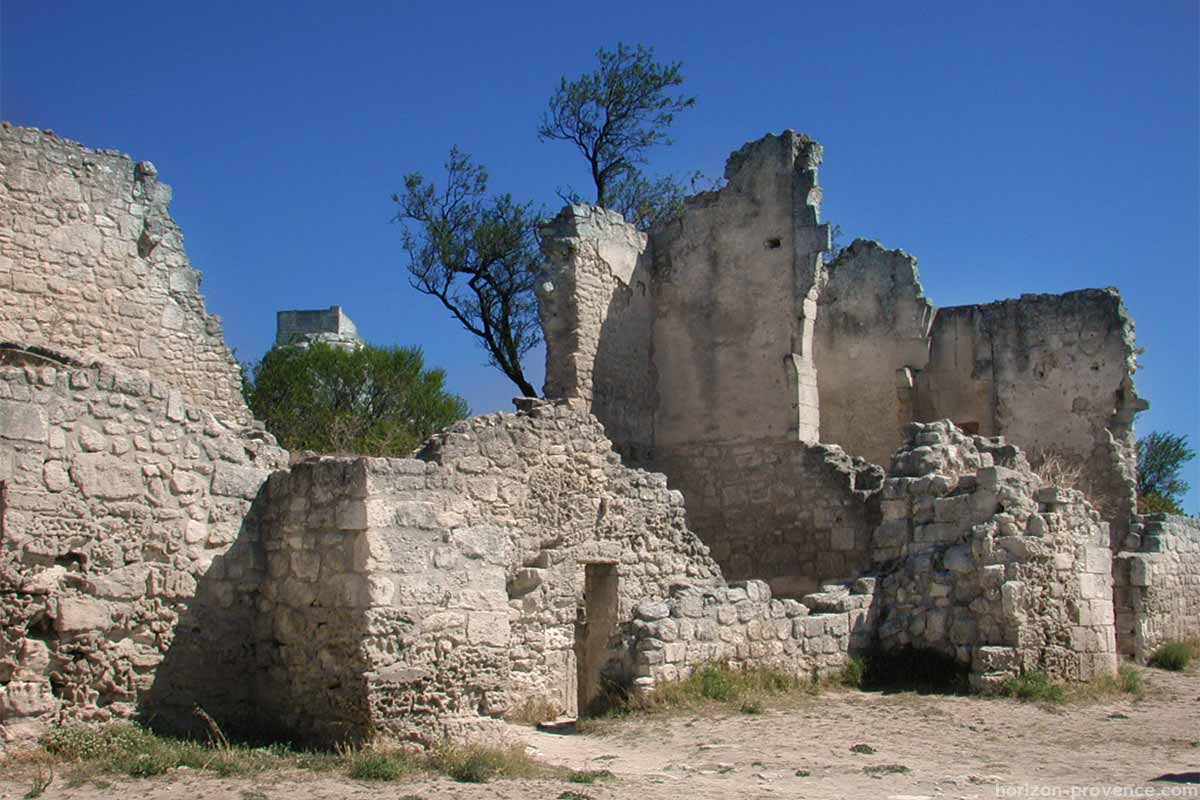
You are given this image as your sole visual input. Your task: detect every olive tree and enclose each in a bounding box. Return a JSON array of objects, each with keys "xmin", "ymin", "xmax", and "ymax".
[{"xmin": 539, "ymin": 43, "xmax": 695, "ymax": 227}]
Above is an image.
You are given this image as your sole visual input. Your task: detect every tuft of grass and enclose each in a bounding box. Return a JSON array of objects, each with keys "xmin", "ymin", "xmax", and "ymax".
[
  {"xmin": 506, "ymin": 695, "xmax": 563, "ymax": 726},
  {"xmin": 1000, "ymin": 671, "xmax": 1065, "ymax": 704},
  {"xmin": 864, "ymin": 763, "xmax": 910, "ymax": 776},
  {"xmin": 840, "ymin": 656, "xmax": 866, "ymax": 689},
  {"xmin": 23, "ymin": 765, "xmax": 53, "ymax": 799},
  {"xmin": 567, "ymin": 769, "xmax": 614, "ymax": 784},
  {"xmin": 1149, "ymin": 641, "xmax": 1196, "ymax": 672},
  {"xmin": 346, "ymin": 749, "xmax": 418, "ymax": 781},
  {"xmin": 429, "ymin": 743, "xmax": 543, "ymax": 784},
  {"xmin": 1067, "ymin": 665, "xmax": 1145, "ymax": 702}
]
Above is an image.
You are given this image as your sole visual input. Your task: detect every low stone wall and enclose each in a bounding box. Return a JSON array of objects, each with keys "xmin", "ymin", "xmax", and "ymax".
[
  {"xmin": 872, "ymin": 421, "xmax": 1117, "ymax": 687},
  {"xmin": 0, "ymin": 352, "xmax": 286, "ymax": 743},
  {"xmin": 1114, "ymin": 514, "xmax": 1200, "ymax": 661},
  {"xmin": 628, "ymin": 579, "xmax": 876, "ymax": 692},
  {"xmin": 653, "ymin": 440, "xmax": 883, "ymax": 598}
]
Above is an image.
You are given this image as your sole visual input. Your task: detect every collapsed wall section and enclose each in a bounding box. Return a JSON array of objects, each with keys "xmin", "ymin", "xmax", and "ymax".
[
  {"xmin": 872, "ymin": 421, "xmax": 1117, "ymax": 686},
  {"xmin": 1114, "ymin": 514, "xmax": 1200, "ymax": 662},
  {"xmin": 913, "ymin": 290, "xmax": 1144, "ymax": 543},
  {"xmin": 0, "ymin": 353, "xmax": 286, "ymax": 742},
  {"xmin": 815, "ymin": 240, "xmax": 934, "ymax": 465},
  {"xmin": 254, "ymin": 399, "xmax": 723, "ymax": 745},
  {"xmin": 537, "ymin": 207, "xmax": 656, "ymax": 458},
  {"xmin": 0, "ymin": 125, "xmax": 250, "ymax": 422},
  {"xmin": 653, "ymin": 441, "xmax": 883, "ymax": 598}
]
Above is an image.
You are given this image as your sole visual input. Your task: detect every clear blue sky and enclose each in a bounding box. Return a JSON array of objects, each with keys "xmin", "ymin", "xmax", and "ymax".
[{"xmin": 3, "ymin": 0, "xmax": 1197, "ymax": 511}]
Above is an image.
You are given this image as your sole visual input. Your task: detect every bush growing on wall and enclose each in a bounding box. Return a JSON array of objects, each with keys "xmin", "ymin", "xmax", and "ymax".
[{"xmin": 245, "ymin": 342, "xmax": 468, "ymax": 456}]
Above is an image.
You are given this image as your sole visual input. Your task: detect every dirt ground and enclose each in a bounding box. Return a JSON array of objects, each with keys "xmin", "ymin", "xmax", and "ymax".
[{"xmin": 2, "ymin": 668, "xmax": 1197, "ymax": 800}]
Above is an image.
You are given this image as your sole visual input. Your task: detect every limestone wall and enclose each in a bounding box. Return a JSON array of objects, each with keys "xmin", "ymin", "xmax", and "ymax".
[
  {"xmin": 651, "ymin": 131, "xmax": 829, "ymax": 447},
  {"xmin": 537, "ymin": 207, "xmax": 656, "ymax": 458},
  {"xmin": 1114, "ymin": 514, "xmax": 1200, "ymax": 662},
  {"xmin": 628, "ymin": 579, "xmax": 876, "ymax": 692},
  {"xmin": 253, "ymin": 399, "xmax": 722, "ymax": 745},
  {"xmin": 913, "ymin": 290, "xmax": 1144, "ymax": 542},
  {"xmin": 653, "ymin": 440, "xmax": 883, "ymax": 599},
  {"xmin": 815, "ymin": 240, "xmax": 934, "ymax": 465},
  {"xmin": 872, "ymin": 421, "xmax": 1117, "ymax": 686},
  {"xmin": 0, "ymin": 352, "xmax": 286, "ymax": 743},
  {"xmin": 0, "ymin": 124, "xmax": 249, "ymax": 422}
]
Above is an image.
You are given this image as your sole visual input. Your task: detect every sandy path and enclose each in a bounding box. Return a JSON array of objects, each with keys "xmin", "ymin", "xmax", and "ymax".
[{"xmin": 2, "ymin": 669, "xmax": 1196, "ymax": 800}]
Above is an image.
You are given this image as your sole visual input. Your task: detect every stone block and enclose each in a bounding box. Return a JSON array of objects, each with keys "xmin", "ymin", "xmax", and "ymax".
[
  {"xmin": 54, "ymin": 597, "xmax": 112, "ymax": 633},
  {"xmin": 212, "ymin": 463, "xmax": 269, "ymax": 499},
  {"xmin": 972, "ymin": 646, "xmax": 1019, "ymax": 673},
  {"xmin": 0, "ymin": 400, "xmax": 48, "ymax": 442}
]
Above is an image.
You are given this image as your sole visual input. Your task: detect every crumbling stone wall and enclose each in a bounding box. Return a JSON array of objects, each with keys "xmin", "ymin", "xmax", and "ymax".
[
  {"xmin": 0, "ymin": 351, "xmax": 286, "ymax": 743},
  {"xmin": 628, "ymin": 578, "xmax": 876, "ymax": 692},
  {"xmin": 253, "ymin": 399, "xmax": 722, "ymax": 745},
  {"xmin": 913, "ymin": 290, "xmax": 1144, "ymax": 542},
  {"xmin": 653, "ymin": 441, "xmax": 882, "ymax": 598},
  {"xmin": 537, "ymin": 207, "xmax": 656, "ymax": 458},
  {"xmin": 0, "ymin": 125, "xmax": 249, "ymax": 422},
  {"xmin": 1114, "ymin": 514, "xmax": 1200, "ymax": 662},
  {"xmin": 815, "ymin": 240, "xmax": 934, "ymax": 465},
  {"xmin": 872, "ymin": 421, "xmax": 1117, "ymax": 687}
]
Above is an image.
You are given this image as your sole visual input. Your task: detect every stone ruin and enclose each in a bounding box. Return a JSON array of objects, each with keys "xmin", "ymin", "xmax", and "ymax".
[
  {"xmin": 275, "ymin": 306, "xmax": 362, "ymax": 351},
  {"xmin": 0, "ymin": 122, "xmax": 1196, "ymax": 748}
]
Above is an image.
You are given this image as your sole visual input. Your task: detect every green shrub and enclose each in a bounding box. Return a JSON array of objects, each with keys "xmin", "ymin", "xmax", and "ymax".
[
  {"xmin": 698, "ymin": 665, "xmax": 736, "ymax": 701},
  {"xmin": 840, "ymin": 656, "xmax": 866, "ymax": 689},
  {"xmin": 567, "ymin": 769, "xmax": 614, "ymax": 784},
  {"xmin": 1000, "ymin": 671, "xmax": 1065, "ymax": 704},
  {"xmin": 1149, "ymin": 641, "xmax": 1194, "ymax": 671}
]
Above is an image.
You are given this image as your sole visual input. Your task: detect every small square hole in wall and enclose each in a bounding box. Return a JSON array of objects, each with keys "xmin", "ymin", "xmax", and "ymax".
[
  {"xmin": 959, "ymin": 421, "xmax": 980, "ymax": 435},
  {"xmin": 764, "ymin": 237, "xmax": 782, "ymax": 249}
]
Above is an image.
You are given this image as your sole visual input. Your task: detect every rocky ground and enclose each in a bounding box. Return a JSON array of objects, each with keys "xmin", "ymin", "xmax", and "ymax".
[{"xmin": 2, "ymin": 669, "xmax": 1196, "ymax": 800}]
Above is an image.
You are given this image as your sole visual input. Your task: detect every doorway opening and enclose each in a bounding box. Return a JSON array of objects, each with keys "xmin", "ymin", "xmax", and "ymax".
[{"xmin": 575, "ymin": 562, "xmax": 619, "ymax": 716}]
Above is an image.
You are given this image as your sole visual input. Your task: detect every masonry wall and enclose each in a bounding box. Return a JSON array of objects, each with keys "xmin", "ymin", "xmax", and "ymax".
[
  {"xmin": 0, "ymin": 353, "xmax": 286, "ymax": 743},
  {"xmin": 0, "ymin": 125, "xmax": 249, "ymax": 422},
  {"xmin": 628, "ymin": 579, "xmax": 876, "ymax": 692},
  {"xmin": 537, "ymin": 207, "xmax": 656, "ymax": 458},
  {"xmin": 1114, "ymin": 514, "xmax": 1200, "ymax": 662},
  {"xmin": 651, "ymin": 131, "xmax": 829, "ymax": 447},
  {"xmin": 872, "ymin": 421, "xmax": 1117, "ymax": 686},
  {"xmin": 815, "ymin": 240, "xmax": 934, "ymax": 466},
  {"xmin": 254, "ymin": 399, "xmax": 723, "ymax": 746},
  {"xmin": 653, "ymin": 441, "xmax": 883, "ymax": 598},
  {"xmin": 913, "ymin": 290, "xmax": 1144, "ymax": 543}
]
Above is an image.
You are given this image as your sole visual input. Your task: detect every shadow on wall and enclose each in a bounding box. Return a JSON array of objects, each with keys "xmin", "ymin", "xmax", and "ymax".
[{"xmin": 139, "ymin": 483, "xmax": 283, "ymax": 742}]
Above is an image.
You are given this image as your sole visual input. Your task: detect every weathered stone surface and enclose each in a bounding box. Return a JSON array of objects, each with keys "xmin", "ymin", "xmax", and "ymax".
[
  {"xmin": 0, "ymin": 125, "xmax": 250, "ymax": 422},
  {"xmin": 0, "ymin": 400, "xmax": 48, "ymax": 442}
]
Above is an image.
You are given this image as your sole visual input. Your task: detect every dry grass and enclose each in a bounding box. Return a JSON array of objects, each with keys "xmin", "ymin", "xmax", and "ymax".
[{"xmin": 2, "ymin": 723, "xmax": 606, "ymax": 790}]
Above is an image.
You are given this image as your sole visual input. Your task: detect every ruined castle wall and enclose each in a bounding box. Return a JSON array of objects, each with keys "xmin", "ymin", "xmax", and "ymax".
[
  {"xmin": 1113, "ymin": 515, "xmax": 1200, "ymax": 662},
  {"xmin": 537, "ymin": 207, "xmax": 656, "ymax": 457},
  {"xmin": 652, "ymin": 441, "xmax": 883, "ymax": 599},
  {"xmin": 650, "ymin": 132, "xmax": 829, "ymax": 448},
  {"xmin": 0, "ymin": 125, "xmax": 249, "ymax": 422},
  {"xmin": 628, "ymin": 579, "xmax": 876, "ymax": 691},
  {"xmin": 815, "ymin": 240, "xmax": 933, "ymax": 466},
  {"xmin": 913, "ymin": 290, "xmax": 1143, "ymax": 542},
  {"xmin": 872, "ymin": 421, "xmax": 1117, "ymax": 686},
  {"xmin": 0, "ymin": 355, "xmax": 286, "ymax": 742},
  {"xmin": 254, "ymin": 400, "xmax": 723, "ymax": 745}
]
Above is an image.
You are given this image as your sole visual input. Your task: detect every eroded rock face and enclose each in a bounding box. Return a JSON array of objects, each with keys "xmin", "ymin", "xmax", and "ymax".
[
  {"xmin": 872, "ymin": 420, "xmax": 1118, "ymax": 686},
  {"xmin": 0, "ymin": 124, "xmax": 250, "ymax": 423}
]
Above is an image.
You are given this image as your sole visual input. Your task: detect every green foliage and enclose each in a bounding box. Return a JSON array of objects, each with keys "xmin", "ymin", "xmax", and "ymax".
[
  {"xmin": 246, "ymin": 341, "xmax": 467, "ymax": 456},
  {"xmin": 539, "ymin": 43, "xmax": 696, "ymax": 225},
  {"xmin": 1149, "ymin": 641, "xmax": 1195, "ymax": 671},
  {"xmin": 840, "ymin": 656, "xmax": 866, "ymax": 689},
  {"xmin": 393, "ymin": 148, "xmax": 543, "ymax": 397},
  {"xmin": 1000, "ymin": 671, "xmax": 1065, "ymax": 704},
  {"xmin": 698, "ymin": 663, "xmax": 736, "ymax": 701},
  {"xmin": 1136, "ymin": 431, "xmax": 1196, "ymax": 515}
]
